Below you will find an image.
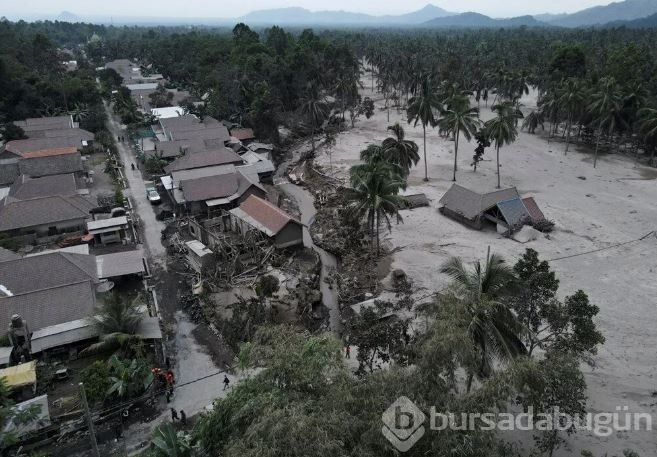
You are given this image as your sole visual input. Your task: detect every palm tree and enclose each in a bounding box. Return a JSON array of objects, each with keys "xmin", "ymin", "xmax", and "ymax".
[
  {"xmin": 438, "ymin": 96, "xmax": 481, "ymax": 181},
  {"xmin": 300, "ymin": 84, "xmax": 328, "ymax": 157},
  {"xmin": 407, "ymin": 76, "xmax": 440, "ymax": 181},
  {"xmin": 556, "ymin": 78, "xmax": 585, "ymax": 153},
  {"xmin": 522, "ymin": 110, "xmax": 544, "ymax": 134},
  {"xmin": 485, "ymin": 102, "xmax": 522, "ymax": 188},
  {"xmin": 107, "ymin": 355, "xmax": 153, "ymax": 399},
  {"xmin": 588, "ymin": 77, "xmax": 623, "ymax": 168},
  {"xmin": 152, "ymin": 423, "xmax": 194, "ymax": 457},
  {"xmin": 347, "ymin": 162, "xmax": 405, "ymax": 255},
  {"xmin": 381, "ymin": 123, "xmax": 420, "ymax": 176},
  {"xmin": 81, "ymin": 293, "xmax": 143, "ymax": 356},
  {"xmin": 440, "ymin": 251, "xmax": 526, "ymax": 392},
  {"xmin": 637, "ymin": 107, "xmax": 657, "ymax": 165}
]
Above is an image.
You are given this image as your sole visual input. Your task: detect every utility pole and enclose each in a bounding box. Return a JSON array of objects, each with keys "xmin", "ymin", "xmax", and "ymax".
[{"xmin": 79, "ymin": 382, "xmax": 100, "ymax": 457}]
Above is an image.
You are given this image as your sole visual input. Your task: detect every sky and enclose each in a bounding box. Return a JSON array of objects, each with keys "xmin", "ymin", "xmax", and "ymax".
[{"xmin": 2, "ymin": 0, "xmax": 614, "ymax": 20}]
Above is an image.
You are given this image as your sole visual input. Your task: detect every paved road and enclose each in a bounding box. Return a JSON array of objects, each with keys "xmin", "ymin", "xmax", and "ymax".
[
  {"xmin": 104, "ymin": 103, "xmax": 167, "ymax": 266},
  {"xmin": 102, "ymin": 104, "xmax": 238, "ymax": 452}
]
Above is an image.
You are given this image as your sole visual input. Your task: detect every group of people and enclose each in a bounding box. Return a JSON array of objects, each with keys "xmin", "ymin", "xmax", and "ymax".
[
  {"xmin": 170, "ymin": 408, "xmax": 187, "ymax": 425},
  {"xmin": 117, "ymin": 135, "xmax": 126, "ymax": 142}
]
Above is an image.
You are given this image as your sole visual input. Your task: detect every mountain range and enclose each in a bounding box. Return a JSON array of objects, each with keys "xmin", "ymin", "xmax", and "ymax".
[
  {"xmin": 32, "ymin": 0, "xmax": 657, "ymax": 28},
  {"xmin": 237, "ymin": 0, "xmax": 657, "ymax": 28}
]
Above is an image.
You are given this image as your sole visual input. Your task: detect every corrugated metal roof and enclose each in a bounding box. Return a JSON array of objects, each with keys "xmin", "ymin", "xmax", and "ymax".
[
  {"xmin": 31, "ymin": 318, "xmax": 96, "ymax": 353},
  {"xmin": 496, "ymin": 197, "xmax": 531, "ymax": 227},
  {"xmin": 96, "ymin": 249, "xmax": 146, "ymax": 278},
  {"xmin": 231, "ymin": 195, "xmax": 299, "ymax": 237},
  {"xmin": 522, "ymin": 197, "xmax": 546, "ymax": 222},
  {"xmin": 87, "ymin": 216, "xmax": 128, "ymax": 231}
]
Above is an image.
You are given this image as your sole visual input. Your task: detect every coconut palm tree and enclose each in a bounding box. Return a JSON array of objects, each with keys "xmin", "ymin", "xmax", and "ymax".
[
  {"xmin": 637, "ymin": 107, "xmax": 657, "ymax": 165},
  {"xmin": 588, "ymin": 77, "xmax": 623, "ymax": 168},
  {"xmin": 300, "ymin": 84, "xmax": 328, "ymax": 157},
  {"xmin": 485, "ymin": 102, "xmax": 522, "ymax": 188},
  {"xmin": 556, "ymin": 78, "xmax": 585, "ymax": 153},
  {"xmin": 522, "ymin": 110, "xmax": 544, "ymax": 134},
  {"xmin": 81, "ymin": 293, "xmax": 143, "ymax": 356},
  {"xmin": 347, "ymin": 162, "xmax": 405, "ymax": 255},
  {"xmin": 438, "ymin": 96, "xmax": 481, "ymax": 181},
  {"xmin": 381, "ymin": 123, "xmax": 420, "ymax": 176},
  {"xmin": 440, "ymin": 251, "xmax": 525, "ymax": 392},
  {"xmin": 407, "ymin": 76, "xmax": 440, "ymax": 181}
]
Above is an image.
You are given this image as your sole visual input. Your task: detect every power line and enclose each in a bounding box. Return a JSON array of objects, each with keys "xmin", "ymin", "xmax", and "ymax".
[{"xmin": 546, "ymin": 230, "xmax": 656, "ymax": 262}]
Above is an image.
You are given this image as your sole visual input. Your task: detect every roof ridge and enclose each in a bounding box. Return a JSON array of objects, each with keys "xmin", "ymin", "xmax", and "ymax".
[{"xmin": 0, "ymin": 278, "xmax": 94, "ymax": 298}]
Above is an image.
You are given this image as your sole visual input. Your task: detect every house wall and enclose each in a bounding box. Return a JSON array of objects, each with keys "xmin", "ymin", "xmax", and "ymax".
[
  {"xmin": 238, "ymin": 185, "xmax": 266, "ymax": 204},
  {"xmin": 274, "ymin": 222, "xmax": 303, "ymax": 248},
  {"xmin": 1, "ymin": 218, "xmax": 88, "ymax": 238},
  {"xmin": 440, "ymin": 207, "xmax": 482, "ymax": 230}
]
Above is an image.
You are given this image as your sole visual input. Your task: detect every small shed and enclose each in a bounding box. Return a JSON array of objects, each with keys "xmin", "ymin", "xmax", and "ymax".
[
  {"xmin": 0, "ymin": 361, "xmax": 37, "ymax": 393},
  {"xmin": 87, "ymin": 216, "xmax": 129, "ymax": 245},
  {"xmin": 229, "ymin": 195, "xmax": 303, "ymax": 248},
  {"xmin": 96, "ymin": 249, "xmax": 147, "ymax": 279},
  {"xmin": 185, "ymin": 240, "xmax": 214, "ymax": 273}
]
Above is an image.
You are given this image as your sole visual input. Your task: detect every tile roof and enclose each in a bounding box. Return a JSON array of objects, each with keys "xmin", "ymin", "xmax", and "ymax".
[
  {"xmin": 439, "ymin": 184, "xmax": 520, "ymax": 220},
  {"xmin": 8, "ymin": 174, "xmax": 78, "ymax": 200},
  {"xmin": 0, "ymin": 252, "xmax": 98, "ymax": 295},
  {"xmin": 170, "ymin": 164, "xmax": 236, "ymax": 185},
  {"xmin": 231, "ymin": 195, "xmax": 299, "ymax": 236},
  {"xmin": 27, "ymin": 128, "xmax": 94, "ymax": 140},
  {"xmin": 164, "ymin": 149, "xmax": 244, "ymax": 173},
  {"xmin": 180, "ymin": 173, "xmax": 239, "ymax": 202},
  {"xmin": 229, "ymin": 128, "xmax": 255, "ymax": 141},
  {"xmin": 13, "ymin": 116, "xmax": 73, "ymax": 132},
  {"xmin": 18, "ymin": 152, "xmax": 84, "ymax": 177},
  {"xmin": 20, "ymin": 147, "xmax": 79, "ymax": 158},
  {"xmin": 0, "ymin": 281, "xmax": 96, "ymax": 333},
  {"xmin": 0, "ymin": 247, "xmax": 20, "ymax": 262},
  {"xmin": 0, "ymin": 195, "xmax": 93, "ymax": 231},
  {"xmin": 5, "ymin": 136, "xmax": 87, "ymax": 156}
]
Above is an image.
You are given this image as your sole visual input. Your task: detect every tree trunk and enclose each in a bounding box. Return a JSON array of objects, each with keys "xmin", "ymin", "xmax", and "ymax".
[
  {"xmin": 423, "ymin": 124, "xmax": 428, "ymax": 181},
  {"xmin": 376, "ymin": 212, "xmax": 380, "ymax": 255},
  {"xmin": 453, "ymin": 121, "xmax": 459, "ymax": 181},
  {"xmin": 593, "ymin": 130, "xmax": 601, "ymax": 168},
  {"xmin": 496, "ymin": 144, "xmax": 501, "ymax": 188},
  {"xmin": 310, "ymin": 123, "xmax": 316, "ymax": 155},
  {"xmin": 565, "ymin": 112, "xmax": 572, "ymax": 154}
]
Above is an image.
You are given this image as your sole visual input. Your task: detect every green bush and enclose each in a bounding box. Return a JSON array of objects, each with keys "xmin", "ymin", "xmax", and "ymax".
[{"xmin": 80, "ymin": 361, "xmax": 112, "ymax": 405}]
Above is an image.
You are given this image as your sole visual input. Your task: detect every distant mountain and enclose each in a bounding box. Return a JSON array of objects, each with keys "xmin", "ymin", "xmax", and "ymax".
[
  {"xmin": 423, "ymin": 12, "xmax": 548, "ymax": 28},
  {"xmin": 546, "ymin": 0, "xmax": 657, "ymax": 27},
  {"xmin": 533, "ymin": 13, "xmax": 569, "ymax": 22},
  {"xmin": 238, "ymin": 4, "xmax": 455, "ymax": 25},
  {"xmin": 605, "ymin": 11, "xmax": 657, "ymax": 27},
  {"xmin": 57, "ymin": 11, "xmax": 80, "ymax": 22}
]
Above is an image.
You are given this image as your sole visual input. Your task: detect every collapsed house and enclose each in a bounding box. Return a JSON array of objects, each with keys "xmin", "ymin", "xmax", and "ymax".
[
  {"xmin": 229, "ymin": 195, "xmax": 303, "ymax": 249},
  {"xmin": 439, "ymin": 184, "xmax": 545, "ymax": 231}
]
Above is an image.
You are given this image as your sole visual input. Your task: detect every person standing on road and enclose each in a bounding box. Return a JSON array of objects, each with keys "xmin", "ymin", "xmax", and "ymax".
[
  {"xmin": 180, "ymin": 410, "xmax": 187, "ymax": 425},
  {"xmin": 223, "ymin": 375, "xmax": 230, "ymax": 390},
  {"xmin": 171, "ymin": 408, "xmax": 179, "ymax": 421}
]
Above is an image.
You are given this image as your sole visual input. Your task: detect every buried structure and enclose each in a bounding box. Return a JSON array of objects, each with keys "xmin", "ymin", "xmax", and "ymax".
[{"xmin": 439, "ymin": 184, "xmax": 545, "ymax": 231}]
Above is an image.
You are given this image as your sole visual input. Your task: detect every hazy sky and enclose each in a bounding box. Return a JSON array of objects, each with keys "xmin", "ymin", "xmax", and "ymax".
[{"xmin": 2, "ymin": 0, "xmax": 613, "ymax": 19}]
